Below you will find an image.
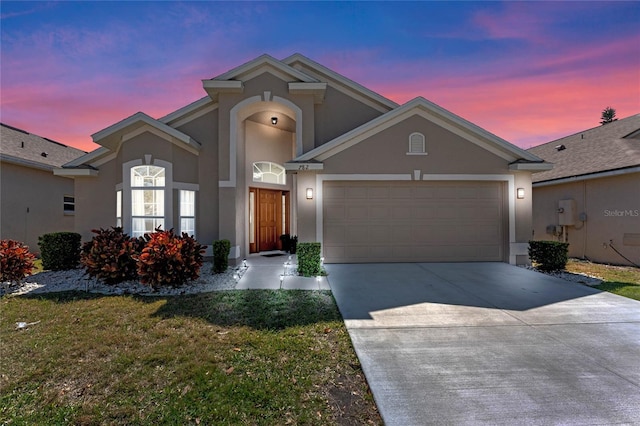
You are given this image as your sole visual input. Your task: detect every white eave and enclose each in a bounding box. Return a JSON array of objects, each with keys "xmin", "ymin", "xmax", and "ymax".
[
  {"xmin": 509, "ymin": 162, "xmax": 554, "ymax": 172},
  {"xmin": 294, "ymin": 97, "xmax": 543, "ymax": 164},
  {"xmin": 92, "ymin": 112, "xmax": 201, "ymax": 154},
  {"xmin": 213, "ymin": 54, "xmax": 318, "ymax": 83},
  {"xmin": 288, "ymin": 82, "xmax": 327, "ymax": 104},
  {"xmin": 202, "ymin": 80, "xmax": 244, "ymax": 102},
  {"xmin": 159, "ymin": 96, "xmax": 217, "ymax": 126},
  {"xmin": 282, "ymin": 53, "xmax": 398, "ymax": 113},
  {"xmin": 53, "ymin": 167, "xmax": 99, "ymax": 177}
]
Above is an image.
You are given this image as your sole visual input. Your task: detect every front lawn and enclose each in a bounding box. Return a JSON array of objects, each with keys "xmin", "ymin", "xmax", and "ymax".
[
  {"xmin": 1, "ymin": 290, "xmax": 381, "ymax": 425},
  {"xmin": 565, "ymin": 259, "xmax": 640, "ymax": 301}
]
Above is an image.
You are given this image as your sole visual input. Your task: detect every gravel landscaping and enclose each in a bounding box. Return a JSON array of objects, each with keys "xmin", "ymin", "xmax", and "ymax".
[{"xmin": 1, "ymin": 261, "xmax": 246, "ymax": 297}]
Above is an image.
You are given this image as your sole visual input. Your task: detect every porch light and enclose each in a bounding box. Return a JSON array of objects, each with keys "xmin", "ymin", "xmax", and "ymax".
[
  {"xmin": 306, "ymin": 188, "xmax": 313, "ymax": 199},
  {"xmin": 517, "ymin": 188, "xmax": 525, "ymax": 199},
  {"xmin": 271, "ymin": 116, "xmax": 278, "ymax": 125}
]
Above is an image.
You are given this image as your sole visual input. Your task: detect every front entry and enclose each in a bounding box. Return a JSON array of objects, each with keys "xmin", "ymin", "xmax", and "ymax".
[{"xmin": 249, "ymin": 188, "xmax": 289, "ymax": 253}]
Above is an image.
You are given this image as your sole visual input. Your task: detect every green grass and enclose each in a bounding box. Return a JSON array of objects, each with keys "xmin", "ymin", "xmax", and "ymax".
[
  {"xmin": 1, "ymin": 290, "xmax": 381, "ymax": 425},
  {"xmin": 565, "ymin": 259, "xmax": 640, "ymax": 301}
]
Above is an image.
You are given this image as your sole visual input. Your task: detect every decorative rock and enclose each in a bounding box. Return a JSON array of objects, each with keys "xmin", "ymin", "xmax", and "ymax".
[{"xmin": 1, "ymin": 262, "xmax": 245, "ymax": 297}]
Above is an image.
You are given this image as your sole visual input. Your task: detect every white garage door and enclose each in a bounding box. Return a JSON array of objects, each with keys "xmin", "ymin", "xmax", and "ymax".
[{"xmin": 323, "ymin": 181, "xmax": 505, "ymax": 263}]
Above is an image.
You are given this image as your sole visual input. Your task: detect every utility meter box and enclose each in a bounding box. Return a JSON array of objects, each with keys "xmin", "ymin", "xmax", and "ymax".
[{"xmin": 558, "ymin": 199, "xmax": 576, "ymax": 226}]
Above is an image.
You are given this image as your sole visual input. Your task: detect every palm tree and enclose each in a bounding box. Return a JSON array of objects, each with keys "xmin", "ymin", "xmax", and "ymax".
[{"xmin": 600, "ymin": 107, "xmax": 617, "ymax": 125}]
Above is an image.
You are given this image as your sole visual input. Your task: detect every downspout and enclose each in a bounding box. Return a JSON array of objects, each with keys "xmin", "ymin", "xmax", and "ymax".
[{"xmin": 582, "ymin": 180, "xmax": 587, "ymax": 259}]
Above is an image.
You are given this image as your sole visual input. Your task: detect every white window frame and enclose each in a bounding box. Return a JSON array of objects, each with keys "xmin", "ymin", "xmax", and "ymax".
[
  {"xmin": 179, "ymin": 189, "xmax": 196, "ymax": 237},
  {"xmin": 121, "ymin": 157, "xmax": 173, "ymax": 237},
  {"xmin": 252, "ymin": 161, "xmax": 286, "ymax": 185},
  {"xmin": 131, "ymin": 165, "xmax": 166, "ymax": 237}
]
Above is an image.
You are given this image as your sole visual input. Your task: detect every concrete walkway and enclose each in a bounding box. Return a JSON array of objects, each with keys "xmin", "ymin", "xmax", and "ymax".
[
  {"xmin": 235, "ymin": 252, "xmax": 330, "ymax": 290},
  {"xmin": 327, "ymin": 262, "xmax": 640, "ymax": 425}
]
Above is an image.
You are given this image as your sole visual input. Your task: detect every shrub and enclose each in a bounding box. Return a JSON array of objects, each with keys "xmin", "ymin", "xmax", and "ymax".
[
  {"xmin": 38, "ymin": 232, "xmax": 81, "ymax": 270},
  {"xmin": 528, "ymin": 240, "xmax": 569, "ymax": 271},
  {"xmin": 297, "ymin": 242, "xmax": 322, "ymax": 277},
  {"xmin": 136, "ymin": 229, "xmax": 206, "ymax": 288},
  {"xmin": 80, "ymin": 227, "xmax": 144, "ymax": 284},
  {"xmin": 0, "ymin": 240, "xmax": 36, "ymax": 283},
  {"xmin": 212, "ymin": 239, "xmax": 231, "ymax": 273}
]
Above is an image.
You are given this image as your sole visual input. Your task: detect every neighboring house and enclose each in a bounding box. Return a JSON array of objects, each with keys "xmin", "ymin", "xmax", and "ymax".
[
  {"xmin": 528, "ymin": 114, "xmax": 640, "ymax": 266},
  {"xmin": 1, "ymin": 123, "xmax": 86, "ymax": 253},
  {"xmin": 56, "ymin": 54, "xmax": 550, "ymax": 265}
]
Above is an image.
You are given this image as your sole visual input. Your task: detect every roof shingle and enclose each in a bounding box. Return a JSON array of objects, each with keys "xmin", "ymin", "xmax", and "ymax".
[
  {"xmin": 0, "ymin": 123, "xmax": 86, "ymax": 170},
  {"xmin": 527, "ymin": 114, "xmax": 640, "ymax": 183}
]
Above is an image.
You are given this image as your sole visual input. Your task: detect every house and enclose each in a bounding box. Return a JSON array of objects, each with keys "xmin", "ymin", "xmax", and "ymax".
[
  {"xmin": 528, "ymin": 114, "xmax": 640, "ymax": 266},
  {"xmin": 1, "ymin": 123, "xmax": 86, "ymax": 253},
  {"xmin": 56, "ymin": 54, "xmax": 550, "ymax": 265}
]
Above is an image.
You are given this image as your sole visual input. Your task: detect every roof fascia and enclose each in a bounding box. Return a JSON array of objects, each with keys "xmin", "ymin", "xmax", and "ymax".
[
  {"xmin": 509, "ymin": 162, "xmax": 554, "ymax": 172},
  {"xmin": 212, "ymin": 54, "xmax": 317, "ymax": 83},
  {"xmin": 288, "ymin": 82, "xmax": 327, "ymax": 104},
  {"xmin": 64, "ymin": 147, "xmax": 111, "ymax": 167},
  {"xmin": 295, "ymin": 97, "xmax": 539, "ymax": 163},
  {"xmin": 282, "ymin": 53, "xmax": 398, "ymax": 112},
  {"xmin": 92, "ymin": 112, "xmax": 201, "ymax": 153},
  {"xmin": 159, "ymin": 96, "xmax": 217, "ymax": 126},
  {"xmin": 53, "ymin": 167, "xmax": 99, "ymax": 177},
  {"xmin": 533, "ymin": 166, "xmax": 640, "ymax": 187},
  {"xmin": 1, "ymin": 154, "xmax": 55, "ymax": 172}
]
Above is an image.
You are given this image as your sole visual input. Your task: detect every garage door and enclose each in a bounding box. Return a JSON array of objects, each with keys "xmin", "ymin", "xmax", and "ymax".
[{"xmin": 323, "ymin": 181, "xmax": 505, "ymax": 263}]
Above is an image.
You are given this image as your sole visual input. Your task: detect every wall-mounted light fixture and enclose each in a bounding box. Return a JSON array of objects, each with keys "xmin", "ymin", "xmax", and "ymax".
[
  {"xmin": 271, "ymin": 116, "xmax": 278, "ymax": 125},
  {"xmin": 517, "ymin": 188, "xmax": 525, "ymax": 199},
  {"xmin": 306, "ymin": 188, "xmax": 313, "ymax": 199}
]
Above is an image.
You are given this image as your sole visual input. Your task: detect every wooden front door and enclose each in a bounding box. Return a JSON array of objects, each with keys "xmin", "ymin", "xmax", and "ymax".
[{"xmin": 249, "ymin": 188, "xmax": 289, "ymax": 253}]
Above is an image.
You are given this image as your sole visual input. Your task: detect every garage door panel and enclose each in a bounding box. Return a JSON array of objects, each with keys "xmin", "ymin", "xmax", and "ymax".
[{"xmin": 323, "ymin": 181, "xmax": 504, "ymax": 263}]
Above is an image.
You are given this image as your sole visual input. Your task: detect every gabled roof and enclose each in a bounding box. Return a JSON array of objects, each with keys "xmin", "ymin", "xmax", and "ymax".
[
  {"xmin": 59, "ymin": 113, "xmax": 202, "ymax": 175},
  {"xmin": 291, "ymin": 97, "xmax": 549, "ymax": 168},
  {"xmin": 209, "ymin": 53, "xmax": 318, "ymax": 83},
  {"xmin": 528, "ymin": 114, "xmax": 640, "ymax": 183},
  {"xmin": 91, "ymin": 112, "xmax": 201, "ymax": 152},
  {"xmin": 283, "ymin": 53, "xmax": 398, "ymax": 113},
  {"xmin": 0, "ymin": 123, "xmax": 85, "ymax": 171}
]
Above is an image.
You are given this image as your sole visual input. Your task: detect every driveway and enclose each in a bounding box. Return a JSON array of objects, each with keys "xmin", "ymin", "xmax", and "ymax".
[{"xmin": 326, "ymin": 262, "xmax": 640, "ymax": 425}]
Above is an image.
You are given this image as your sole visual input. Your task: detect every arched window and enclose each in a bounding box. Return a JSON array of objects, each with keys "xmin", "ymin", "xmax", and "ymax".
[
  {"xmin": 131, "ymin": 165, "xmax": 165, "ymax": 237},
  {"xmin": 408, "ymin": 132, "xmax": 427, "ymax": 155},
  {"xmin": 253, "ymin": 161, "xmax": 286, "ymax": 185}
]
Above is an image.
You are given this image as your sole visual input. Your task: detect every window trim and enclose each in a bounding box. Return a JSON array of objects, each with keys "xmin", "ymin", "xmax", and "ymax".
[
  {"xmin": 63, "ymin": 195, "xmax": 75, "ymax": 215},
  {"xmin": 179, "ymin": 189, "xmax": 196, "ymax": 238},
  {"xmin": 252, "ymin": 161, "xmax": 286, "ymax": 185},
  {"xmin": 121, "ymin": 158, "xmax": 173, "ymax": 236},
  {"xmin": 407, "ymin": 132, "xmax": 428, "ymax": 156}
]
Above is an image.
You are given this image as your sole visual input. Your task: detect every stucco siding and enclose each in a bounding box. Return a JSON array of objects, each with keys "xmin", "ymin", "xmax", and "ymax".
[
  {"xmin": 532, "ymin": 172, "xmax": 640, "ymax": 266},
  {"xmin": 322, "ymin": 115, "xmax": 508, "ymax": 175},
  {"xmin": 313, "ymin": 86, "xmax": 384, "ymax": 147},
  {"xmin": 1, "ymin": 162, "xmax": 75, "ymax": 253}
]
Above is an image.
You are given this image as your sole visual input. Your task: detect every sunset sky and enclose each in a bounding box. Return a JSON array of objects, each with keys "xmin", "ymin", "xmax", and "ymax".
[{"xmin": 1, "ymin": 1, "xmax": 639, "ymax": 153}]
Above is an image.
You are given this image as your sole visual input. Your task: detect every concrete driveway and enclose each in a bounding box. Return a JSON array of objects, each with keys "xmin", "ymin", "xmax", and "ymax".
[{"xmin": 326, "ymin": 262, "xmax": 640, "ymax": 425}]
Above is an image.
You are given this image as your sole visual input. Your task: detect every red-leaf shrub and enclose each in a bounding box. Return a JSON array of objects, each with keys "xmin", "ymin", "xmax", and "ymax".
[
  {"xmin": 0, "ymin": 239, "xmax": 36, "ymax": 283},
  {"xmin": 135, "ymin": 228, "xmax": 206, "ymax": 288},
  {"xmin": 80, "ymin": 227, "xmax": 144, "ymax": 284}
]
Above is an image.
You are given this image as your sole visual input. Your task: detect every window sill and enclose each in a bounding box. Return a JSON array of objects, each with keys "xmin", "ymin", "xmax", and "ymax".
[{"xmin": 406, "ymin": 152, "xmax": 428, "ymax": 156}]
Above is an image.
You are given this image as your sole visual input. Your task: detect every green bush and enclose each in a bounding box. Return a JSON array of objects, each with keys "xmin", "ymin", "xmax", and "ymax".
[
  {"xmin": 80, "ymin": 227, "xmax": 144, "ymax": 284},
  {"xmin": 528, "ymin": 240, "xmax": 569, "ymax": 271},
  {"xmin": 212, "ymin": 239, "xmax": 231, "ymax": 273},
  {"xmin": 136, "ymin": 229, "xmax": 206, "ymax": 289},
  {"xmin": 297, "ymin": 242, "xmax": 322, "ymax": 277},
  {"xmin": 0, "ymin": 239, "xmax": 36, "ymax": 283},
  {"xmin": 38, "ymin": 232, "xmax": 81, "ymax": 270}
]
